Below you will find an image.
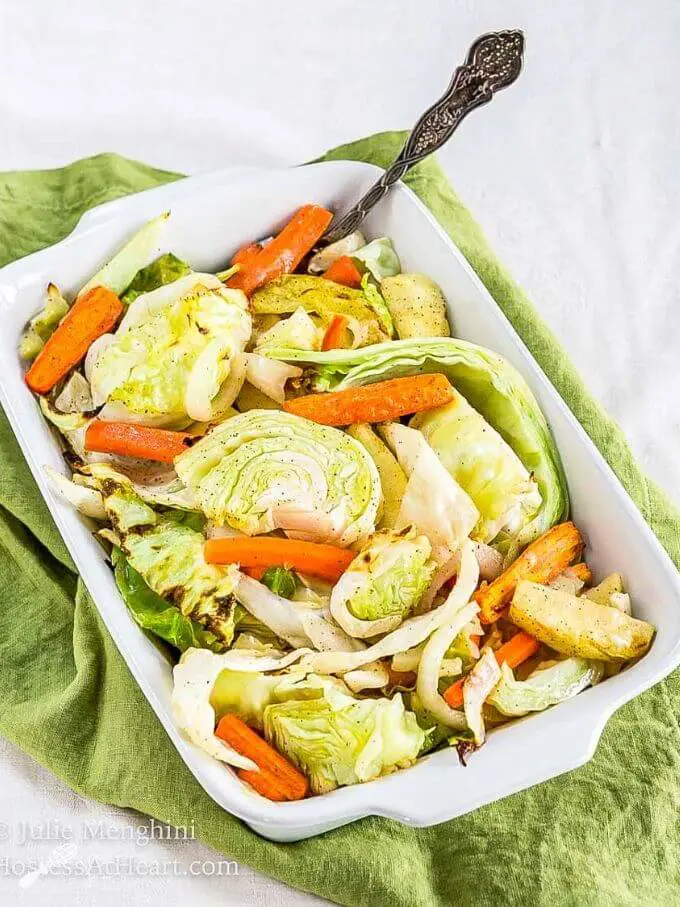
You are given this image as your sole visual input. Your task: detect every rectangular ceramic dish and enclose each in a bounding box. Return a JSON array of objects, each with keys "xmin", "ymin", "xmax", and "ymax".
[{"xmin": 1, "ymin": 161, "xmax": 679, "ymax": 842}]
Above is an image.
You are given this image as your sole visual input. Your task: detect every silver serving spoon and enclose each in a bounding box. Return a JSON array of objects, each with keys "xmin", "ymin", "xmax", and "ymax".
[{"xmin": 321, "ymin": 29, "xmax": 525, "ymax": 245}]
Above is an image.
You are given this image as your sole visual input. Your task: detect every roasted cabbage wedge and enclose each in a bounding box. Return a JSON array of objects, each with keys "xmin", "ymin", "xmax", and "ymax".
[
  {"xmin": 113, "ymin": 549, "xmax": 227, "ymax": 653},
  {"xmin": 87, "ymin": 272, "xmax": 251, "ymax": 425},
  {"xmin": 174, "ymin": 409, "xmax": 382, "ymax": 546},
  {"xmin": 88, "ymin": 466, "xmax": 240, "ymax": 645},
  {"xmin": 262, "ymin": 674, "xmax": 425, "ymax": 794},
  {"xmin": 329, "ymin": 527, "xmax": 436, "ymax": 637}
]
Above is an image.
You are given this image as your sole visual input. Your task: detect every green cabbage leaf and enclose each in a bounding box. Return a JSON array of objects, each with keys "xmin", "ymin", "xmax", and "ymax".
[{"xmin": 175, "ymin": 409, "xmax": 381, "ymax": 546}]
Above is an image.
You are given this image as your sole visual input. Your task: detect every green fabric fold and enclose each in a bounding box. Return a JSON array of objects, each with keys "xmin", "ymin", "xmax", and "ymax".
[{"xmin": 1, "ymin": 133, "xmax": 679, "ymax": 906}]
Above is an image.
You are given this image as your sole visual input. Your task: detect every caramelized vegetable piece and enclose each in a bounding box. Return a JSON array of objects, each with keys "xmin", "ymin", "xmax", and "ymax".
[
  {"xmin": 215, "ymin": 713, "xmax": 309, "ymax": 801},
  {"xmin": 443, "ymin": 631, "xmax": 540, "ymax": 708},
  {"xmin": 283, "ymin": 373, "xmax": 454, "ymax": 426},
  {"xmin": 84, "ymin": 421, "xmax": 192, "ymax": 463},
  {"xmin": 510, "ymin": 581, "xmax": 654, "ymax": 662},
  {"xmin": 227, "ymin": 205, "xmax": 333, "ymax": 297},
  {"xmin": 477, "ymin": 521, "xmax": 584, "ymax": 624},
  {"xmin": 25, "ymin": 286, "xmax": 123, "ymax": 394},
  {"xmin": 585, "ymin": 573, "xmax": 624, "ymax": 605}
]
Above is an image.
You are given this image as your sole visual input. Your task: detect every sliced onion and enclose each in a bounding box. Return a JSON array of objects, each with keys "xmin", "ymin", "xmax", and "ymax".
[
  {"xmin": 206, "ymin": 646, "xmax": 312, "ymax": 673},
  {"xmin": 344, "ymin": 662, "xmax": 390, "ymax": 692},
  {"xmin": 244, "ymin": 353, "xmax": 302, "ymax": 405},
  {"xmin": 275, "ymin": 503, "xmax": 348, "ymax": 545},
  {"xmin": 172, "ymin": 648, "xmax": 257, "ymax": 771},
  {"xmin": 84, "ymin": 333, "xmax": 117, "ymax": 402},
  {"xmin": 234, "ymin": 573, "xmax": 310, "ymax": 648},
  {"xmin": 416, "ymin": 600, "xmax": 479, "ymax": 729},
  {"xmin": 44, "ymin": 465, "xmax": 107, "ymax": 520},
  {"xmin": 391, "ymin": 644, "xmax": 425, "ymax": 673},
  {"xmin": 473, "ymin": 542, "xmax": 504, "ymax": 581},
  {"xmin": 55, "ymin": 372, "xmax": 94, "ymax": 414},
  {"xmin": 298, "ymin": 607, "xmax": 365, "ymax": 653},
  {"xmin": 418, "ymin": 548, "xmax": 460, "ymax": 614},
  {"xmin": 419, "ymin": 541, "xmax": 503, "ymax": 614},
  {"xmin": 393, "ymin": 645, "xmax": 462, "ymax": 678},
  {"xmin": 303, "ymin": 541, "xmax": 479, "ymax": 675},
  {"xmin": 463, "ymin": 647, "xmax": 502, "ymax": 745},
  {"xmin": 307, "ymin": 231, "xmax": 366, "ymax": 274},
  {"xmin": 204, "ymin": 352, "xmax": 246, "ymax": 422}
]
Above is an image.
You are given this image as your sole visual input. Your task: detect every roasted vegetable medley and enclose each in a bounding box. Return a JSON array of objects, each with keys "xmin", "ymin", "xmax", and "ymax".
[{"xmin": 23, "ymin": 204, "xmax": 655, "ymax": 801}]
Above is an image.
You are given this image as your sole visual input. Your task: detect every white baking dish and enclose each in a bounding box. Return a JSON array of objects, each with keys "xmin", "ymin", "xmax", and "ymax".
[{"xmin": 1, "ymin": 161, "xmax": 679, "ymax": 843}]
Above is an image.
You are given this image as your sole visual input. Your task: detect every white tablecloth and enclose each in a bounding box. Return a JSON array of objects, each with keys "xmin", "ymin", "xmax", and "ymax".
[{"xmin": 1, "ymin": 1, "xmax": 678, "ymax": 904}]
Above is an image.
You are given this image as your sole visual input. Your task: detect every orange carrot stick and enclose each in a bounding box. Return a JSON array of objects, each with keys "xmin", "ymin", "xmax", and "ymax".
[
  {"xmin": 476, "ymin": 522, "xmax": 584, "ymax": 624},
  {"xmin": 231, "ymin": 241, "xmax": 262, "ymax": 267},
  {"xmin": 323, "ymin": 256, "xmax": 363, "ymax": 288},
  {"xmin": 321, "ymin": 314, "xmax": 349, "ymax": 351},
  {"xmin": 84, "ymin": 421, "xmax": 193, "ymax": 463},
  {"xmin": 204, "ymin": 536, "xmax": 354, "ymax": 583},
  {"xmin": 25, "ymin": 286, "xmax": 123, "ymax": 394},
  {"xmin": 215, "ymin": 714, "xmax": 309, "ymax": 801},
  {"xmin": 443, "ymin": 632, "xmax": 540, "ymax": 709},
  {"xmin": 242, "ymin": 565, "xmax": 266, "ymax": 580},
  {"xmin": 227, "ymin": 205, "xmax": 333, "ymax": 297},
  {"xmin": 283, "ymin": 373, "xmax": 454, "ymax": 426}
]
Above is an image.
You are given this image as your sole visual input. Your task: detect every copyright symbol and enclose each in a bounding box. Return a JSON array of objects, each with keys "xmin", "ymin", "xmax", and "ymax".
[{"xmin": 0, "ymin": 823, "xmax": 10, "ymax": 841}]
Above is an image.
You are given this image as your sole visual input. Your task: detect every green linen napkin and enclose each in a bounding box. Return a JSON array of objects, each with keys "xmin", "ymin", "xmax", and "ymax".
[{"xmin": 1, "ymin": 133, "xmax": 679, "ymax": 907}]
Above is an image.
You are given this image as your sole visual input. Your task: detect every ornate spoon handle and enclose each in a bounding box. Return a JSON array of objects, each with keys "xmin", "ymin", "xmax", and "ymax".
[{"xmin": 321, "ymin": 29, "xmax": 525, "ymax": 245}]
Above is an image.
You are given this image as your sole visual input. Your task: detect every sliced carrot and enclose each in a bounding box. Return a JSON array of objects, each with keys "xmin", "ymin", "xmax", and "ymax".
[
  {"xmin": 283, "ymin": 373, "xmax": 454, "ymax": 426},
  {"xmin": 231, "ymin": 241, "xmax": 262, "ymax": 267},
  {"xmin": 25, "ymin": 286, "xmax": 123, "ymax": 394},
  {"xmin": 443, "ymin": 632, "xmax": 540, "ymax": 709},
  {"xmin": 84, "ymin": 421, "xmax": 192, "ymax": 463},
  {"xmin": 477, "ymin": 522, "xmax": 584, "ymax": 624},
  {"xmin": 227, "ymin": 205, "xmax": 333, "ymax": 297},
  {"xmin": 495, "ymin": 631, "xmax": 541, "ymax": 668},
  {"xmin": 323, "ymin": 256, "xmax": 363, "ymax": 288},
  {"xmin": 242, "ymin": 565, "xmax": 266, "ymax": 580},
  {"xmin": 215, "ymin": 713, "xmax": 308, "ymax": 801},
  {"xmin": 321, "ymin": 314, "xmax": 349, "ymax": 351},
  {"xmin": 205, "ymin": 536, "xmax": 354, "ymax": 583}
]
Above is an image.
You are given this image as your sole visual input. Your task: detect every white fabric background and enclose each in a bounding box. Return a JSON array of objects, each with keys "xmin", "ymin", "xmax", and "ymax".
[{"xmin": 1, "ymin": 1, "xmax": 678, "ymax": 904}]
